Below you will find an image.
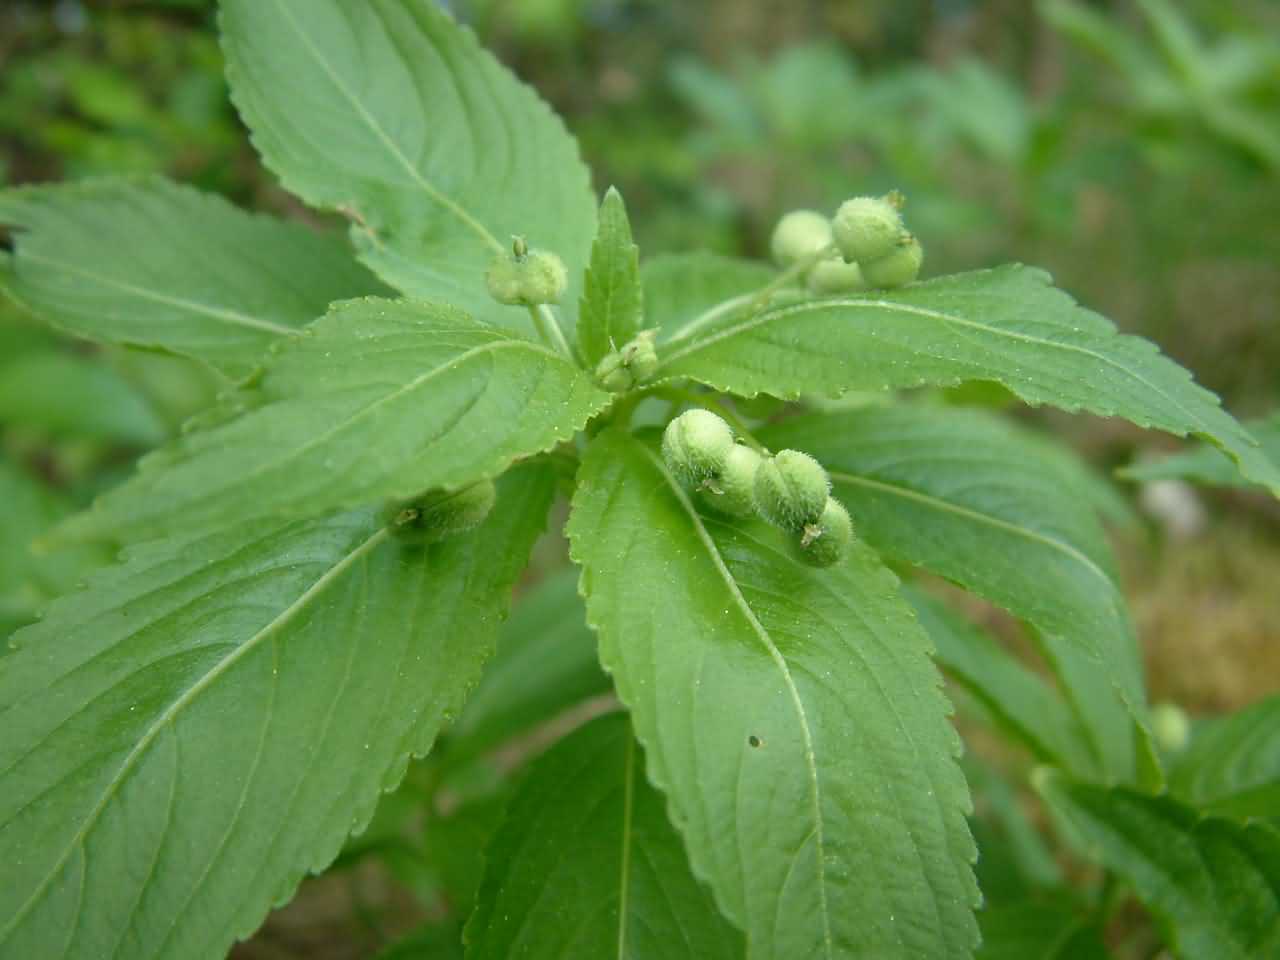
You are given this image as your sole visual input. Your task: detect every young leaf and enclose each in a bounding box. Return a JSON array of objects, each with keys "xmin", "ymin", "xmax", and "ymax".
[
  {"xmin": 642, "ymin": 251, "xmax": 773, "ymax": 339},
  {"xmin": 761, "ymin": 406, "xmax": 1153, "ymax": 784},
  {"xmin": 660, "ymin": 265, "xmax": 1280, "ymax": 495},
  {"xmin": 437, "ymin": 568, "xmax": 610, "ymax": 773},
  {"xmin": 465, "ymin": 713, "xmax": 744, "ymax": 959},
  {"xmin": 578, "ymin": 188, "xmax": 644, "ymax": 367},
  {"xmin": 1122, "ymin": 411, "xmax": 1280, "ymax": 490},
  {"xmin": 57, "ymin": 299, "xmax": 612, "ymax": 544},
  {"xmin": 568, "ymin": 429, "xmax": 980, "ymax": 960},
  {"xmin": 0, "ymin": 178, "xmax": 386, "ymax": 378},
  {"xmin": 1037, "ymin": 774, "xmax": 1280, "ymax": 960},
  {"xmin": 1169, "ymin": 694, "xmax": 1280, "ymax": 821},
  {"xmin": 219, "ymin": 0, "xmax": 595, "ymax": 334},
  {"xmin": 0, "ymin": 463, "xmax": 554, "ymax": 960},
  {"xmin": 905, "ymin": 587, "xmax": 1095, "ymax": 774}
]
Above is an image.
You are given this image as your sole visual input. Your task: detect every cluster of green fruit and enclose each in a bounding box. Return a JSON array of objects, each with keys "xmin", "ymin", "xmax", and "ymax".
[
  {"xmin": 662, "ymin": 409, "xmax": 853, "ymax": 567},
  {"xmin": 770, "ymin": 192, "xmax": 924, "ymax": 294}
]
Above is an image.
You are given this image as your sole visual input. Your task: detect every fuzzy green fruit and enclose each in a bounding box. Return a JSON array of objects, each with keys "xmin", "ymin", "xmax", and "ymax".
[
  {"xmin": 769, "ymin": 210, "xmax": 833, "ymax": 268},
  {"xmin": 754, "ymin": 449, "xmax": 830, "ymax": 532},
  {"xmin": 384, "ymin": 479, "xmax": 497, "ymax": 544},
  {"xmin": 594, "ymin": 330, "xmax": 659, "ymax": 393},
  {"xmin": 699, "ymin": 443, "xmax": 762, "ymax": 517},
  {"xmin": 799, "ymin": 498, "xmax": 854, "ymax": 568},
  {"xmin": 862, "ymin": 237, "xmax": 924, "ymax": 289},
  {"xmin": 662, "ymin": 409, "xmax": 735, "ymax": 488},
  {"xmin": 832, "ymin": 195, "xmax": 906, "ymax": 264},
  {"xmin": 806, "ymin": 257, "xmax": 866, "ymax": 295},
  {"xmin": 485, "ymin": 245, "xmax": 568, "ymax": 306}
]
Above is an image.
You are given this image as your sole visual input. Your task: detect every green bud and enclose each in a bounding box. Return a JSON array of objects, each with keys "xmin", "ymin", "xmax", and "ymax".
[
  {"xmin": 1150, "ymin": 702, "xmax": 1191, "ymax": 754},
  {"xmin": 384, "ymin": 479, "xmax": 496, "ymax": 544},
  {"xmin": 754, "ymin": 449, "xmax": 830, "ymax": 533},
  {"xmin": 798, "ymin": 498, "xmax": 854, "ymax": 568},
  {"xmin": 861, "ymin": 236, "xmax": 924, "ymax": 289},
  {"xmin": 832, "ymin": 195, "xmax": 907, "ymax": 265},
  {"xmin": 770, "ymin": 210, "xmax": 833, "ymax": 268},
  {"xmin": 593, "ymin": 330, "xmax": 659, "ymax": 393},
  {"xmin": 699, "ymin": 443, "xmax": 762, "ymax": 517},
  {"xmin": 485, "ymin": 254, "xmax": 525, "ymax": 306},
  {"xmin": 662, "ymin": 409, "xmax": 735, "ymax": 488},
  {"xmin": 806, "ymin": 257, "xmax": 867, "ymax": 295},
  {"xmin": 594, "ymin": 351, "xmax": 634, "ymax": 393},
  {"xmin": 485, "ymin": 242, "xmax": 568, "ymax": 306}
]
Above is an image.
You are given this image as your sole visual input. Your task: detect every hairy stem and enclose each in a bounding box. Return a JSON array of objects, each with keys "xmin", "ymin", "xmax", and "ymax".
[{"xmin": 528, "ymin": 302, "xmax": 574, "ymax": 361}]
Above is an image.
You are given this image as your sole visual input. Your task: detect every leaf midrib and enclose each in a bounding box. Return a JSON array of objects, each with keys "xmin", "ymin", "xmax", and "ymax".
[
  {"xmin": 637, "ymin": 443, "xmax": 834, "ymax": 958},
  {"xmin": 0, "ymin": 527, "xmax": 390, "ymax": 944}
]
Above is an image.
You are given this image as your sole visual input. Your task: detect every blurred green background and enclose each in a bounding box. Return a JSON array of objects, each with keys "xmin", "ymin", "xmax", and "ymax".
[{"xmin": 2, "ymin": 1, "xmax": 1278, "ymax": 956}]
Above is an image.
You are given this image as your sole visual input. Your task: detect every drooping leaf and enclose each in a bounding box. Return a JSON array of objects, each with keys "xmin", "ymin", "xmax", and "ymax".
[
  {"xmin": 0, "ymin": 178, "xmax": 386, "ymax": 378},
  {"xmin": 0, "ymin": 463, "xmax": 554, "ymax": 960},
  {"xmin": 57, "ymin": 299, "xmax": 612, "ymax": 544},
  {"xmin": 1122, "ymin": 411, "xmax": 1280, "ymax": 490},
  {"xmin": 437, "ymin": 568, "xmax": 609, "ymax": 773},
  {"xmin": 568, "ymin": 428, "xmax": 979, "ymax": 959},
  {"xmin": 975, "ymin": 901, "xmax": 1111, "ymax": 960},
  {"xmin": 761, "ymin": 406, "xmax": 1152, "ymax": 784},
  {"xmin": 219, "ymin": 0, "xmax": 595, "ymax": 335},
  {"xmin": 660, "ymin": 265, "xmax": 1280, "ymax": 494},
  {"xmin": 578, "ymin": 188, "xmax": 644, "ymax": 367},
  {"xmin": 1037, "ymin": 774, "xmax": 1280, "ymax": 960},
  {"xmin": 465, "ymin": 713, "xmax": 743, "ymax": 959},
  {"xmin": 641, "ymin": 251, "xmax": 773, "ymax": 339},
  {"xmin": 1169, "ymin": 694, "xmax": 1280, "ymax": 821},
  {"xmin": 905, "ymin": 587, "xmax": 1093, "ymax": 774}
]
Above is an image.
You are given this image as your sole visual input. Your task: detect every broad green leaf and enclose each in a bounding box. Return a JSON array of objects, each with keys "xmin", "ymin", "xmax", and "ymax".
[
  {"xmin": 906, "ymin": 587, "xmax": 1093, "ymax": 773},
  {"xmin": 1037, "ymin": 775, "xmax": 1280, "ymax": 960},
  {"xmin": 1169, "ymin": 695, "xmax": 1280, "ymax": 821},
  {"xmin": 578, "ymin": 187, "xmax": 644, "ymax": 367},
  {"xmin": 57, "ymin": 299, "xmax": 612, "ymax": 544},
  {"xmin": 761, "ymin": 406, "xmax": 1151, "ymax": 784},
  {"xmin": 0, "ymin": 178, "xmax": 386, "ymax": 378},
  {"xmin": 568, "ymin": 429, "xmax": 979, "ymax": 959},
  {"xmin": 641, "ymin": 251, "xmax": 773, "ymax": 339},
  {"xmin": 466, "ymin": 713, "xmax": 743, "ymax": 959},
  {"xmin": 660, "ymin": 265, "xmax": 1280, "ymax": 495},
  {"xmin": 975, "ymin": 902, "xmax": 1110, "ymax": 960},
  {"xmin": 0, "ymin": 463, "xmax": 554, "ymax": 960},
  {"xmin": 437, "ymin": 568, "xmax": 609, "ymax": 772},
  {"xmin": 1122, "ymin": 411, "xmax": 1280, "ymax": 490},
  {"xmin": 219, "ymin": 0, "xmax": 595, "ymax": 335}
]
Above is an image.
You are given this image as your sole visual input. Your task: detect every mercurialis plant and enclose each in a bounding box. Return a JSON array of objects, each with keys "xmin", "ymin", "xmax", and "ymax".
[{"xmin": 1, "ymin": 3, "xmax": 1278, "ymax": 958}]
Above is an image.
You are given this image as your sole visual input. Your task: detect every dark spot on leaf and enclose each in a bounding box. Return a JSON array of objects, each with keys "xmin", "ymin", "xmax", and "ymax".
[{"xmin": 748, "ymin": 735, "xmax": 761, "ymax": 748}]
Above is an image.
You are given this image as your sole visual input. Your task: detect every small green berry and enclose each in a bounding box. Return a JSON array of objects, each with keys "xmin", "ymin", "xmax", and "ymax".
[
  {"xmin": 770, "ymin": 210, "xmax": 833, "ymax": 268},
  {"xmin": 861, "ymin": 236, "xmax": 924, "ymax": 289},
  {"xmin": 593, "ymin": 330, "xmax": 659, "ymax": 393},
  {"xmin": 662, "ymin": 409, "xmax": 735, "ymax": 488},
  {"xmin": 699, "ymin": 443, "xmax": 762, "ymax": 517},
  {"xmin": 485, "ymin": 242, "xmax": 568, "ymax": 306},
  {"xmin": 384, "ymin": 479, "xmax": 496, "ymax": 544},
  {"xmin": 754, "ymin": 449, "xmax": 830, "ymax": 533},
  {"xmin": 1150, "ymin": 702, "xmax": 1191, "ymax": 753},
  {"xmin": 832, "ymin": 195, "xmax": 906, "ymax": 264},
  {"xmin": 798, "ymin": 498, "xmax": 853, "ymax": 568},
  {"xmin": 806, "ymin": 257, "xmax": 867, "ymax": 295}
]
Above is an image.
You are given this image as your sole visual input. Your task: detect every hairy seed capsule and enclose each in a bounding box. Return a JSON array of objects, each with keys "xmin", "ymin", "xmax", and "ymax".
[
  {"xmin": 770, "ymin": 210, "xmax": 833, "ymax": 268},
  {"xmin": 662, "ymin": 409, "xmax": 735, "ymax": 488},
  {"xmin": 485, "ymin": 246, "xmax": 568, "ymax": 306},
  {"xmin": 754, "ymin": 449, "xmax": 830, "ymax": 532},
  {"xmin": 384, "ymin": 479, "xmax": 496, "ymax": 544},
  {"xmin": 594, "ymin": 330, "xmax": 659, "ymax": 393},
  {"xmin": 806, "ymin": 257, "xmax": 867, "ymax": 295},
  {"xmin": 862, "ymin": 236, "xmax": 924, "ymax": 289},
  {"xmin": 700, "ymin": 443, "xmax": 762, "ymax": 517},
  {"xmin": 832, "ymin": 195, "xmax": 906, "ymax": 265},
  {"xmin": 799, "ymin": 498, "xmax": 854, "ymax": 568}
]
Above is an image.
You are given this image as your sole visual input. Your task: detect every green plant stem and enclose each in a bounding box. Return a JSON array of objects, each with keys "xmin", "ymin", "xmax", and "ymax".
[{"xmin": 528, "ymin": 303, "xmax": 574, "ymax": 361}]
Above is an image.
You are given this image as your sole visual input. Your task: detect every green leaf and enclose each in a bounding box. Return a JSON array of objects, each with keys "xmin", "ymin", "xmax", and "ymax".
[
  {"xmin": 1037, "ymin": 775, "xmax": 1280, "ymax": 960},
  {"xmin": 0, "ymin": 178, "xmax": 386, "ymax": 378},
  {"xmin": 465, "ymin": 713, "xmax": 744, "ymax": 959},
  {"xmin": 438, "ymin": 568, "xmax": 609, "ymax": 772},
  {"xmin": 905, "ymin": 587, "xmax": 1093, "ymax": 774},
  {"xmin": 660, "ymin": 265, "xmax": 1280, "ymax": 495},
  {"xmin": 578, "ymin": 187, "xmax": 644, "ymax": 368},
  {"xmin": 219, "ymin": 0, "xmax": 595, "ymax": 335},
  {"xmin": 761, "ymin": 406, "xmax": 1152, "ymax": 784},
  {"xmin": 57, "ymin": 299, "xmax": 612, "ymax": 544},
  {"xmin": 1122, "ymin": 411, "xmax": 1280, "ymax": 490},
  {"xmin": 0, "ymin": 462, "xmax": 554, "ymax": 960},
  {"xmin": 641, "ymin": 251, "xmax": 773, "ymax": 339},
  {"xmin": 568, "ymin": 429, "xmax": 979, "ymax": 959},
  {"xmin": 1169, "ymin": 695, "xmax": 1280, "ymax": 821},
  {"xmin": 975, "ymin": 901, "xmax": 1110, "ymax": 960}
]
